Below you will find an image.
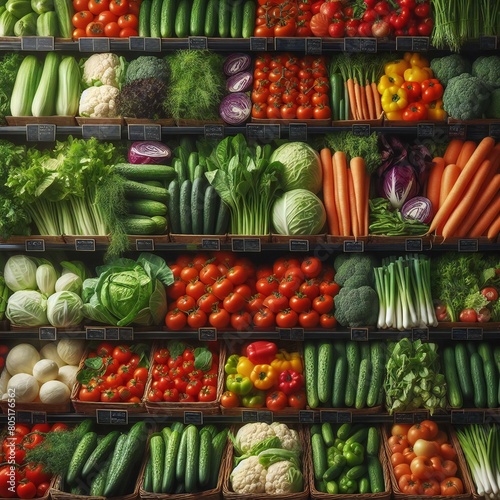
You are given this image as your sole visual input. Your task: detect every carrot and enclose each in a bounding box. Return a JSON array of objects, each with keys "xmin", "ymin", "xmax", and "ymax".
[
  {"xmin": 456, "ymin": 140, "xmax": 477, "ymax": 169},
  {"xmin": 332, "ymin": 153, "xmax": 342, "ymax": 227},
  {"xmin": 364, "ymin": 173, "xmax": 370, "ymax": 236},
  {"xmin": 487, "ymin": 213, "xmax": 500, "ymax": 240},
  {"xmin": 438, "ymin": 163, "xmax": 461, "ymax": 209},
  {"xmin": 333, "ymin": 151, "xmax": 350, "ymax": 236},
  {"xmin": 350, "ymin": 156, "xmax": 366, "ymax": 236},
  {"xmin": 428, "ymin": 136, "xmax": 496, "ymax": 234},
  {"xmin": 348, "ymin": 169, "xmax": 359, "ymax": 238},
  {"xmin": 365, "ymin": 82, "xmax": 375, "ymax": 120},
  {"xmin": 346, "ymin": 79, "xmax": 357, "ymax": 120},
  {"xmin": 425, "ymin": 157, "xmax": 445, "ymax": 216},
  {"xmin": 371, "ymin": 82, "xmax": 382, "ymax": 118},
  {"xmin": 359, "ymin": 83, "xmax": 368, "ymax": 120},
  {"xmin": 486, "ymin": 142, "xmax": 500, "ymax": 174},
  {"xmin": 353, "ymin": 80, "xmax": 363, "ymax": 121},
  {"xmin": 441, "ymin": 159, "xmax": 492, "ymax": 239},
  {"xmin": 320, "ymin": 148, "xmax": 340, "ymax": 236},
  {"xmin": 443, "ymin": 139, "xmax": 464, "ymax": 165},
  {"xmin": 469, "ymin": 195, "xmax": 500, "ymax": 237},
  {"xmin": 456, "ymin": 174, "xmax": 500, "ymax": 237}
]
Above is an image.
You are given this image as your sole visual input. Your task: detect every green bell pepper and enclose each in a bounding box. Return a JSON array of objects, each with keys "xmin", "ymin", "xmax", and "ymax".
[
  {"xmin": 339, "ymin": 473, "xmax": 358, "ymax": 494},
  {"xmin": 225, "ymin": 373, "xmax": 252, "ymax": 396},
  {"xmin": 333, "ymin": 438, "xmax": 345, "ymax": 452},
  {"xmin": 241, "ymin": 389, "xmax": 266, "ymax": 408},
  {"xmin": 327, "ymin": 446, "xmax": 343, "ymax": 466},
  {"xmin": 326, "ymin": 480, "xmax": 339, "ymax": 494},
  {"xmin": 343, "ymin": 442, "xmax": 364, "ymax": 466},
  {"xmin": 224, "ymin": 354, "xmax": 240, "ymax": 374}
]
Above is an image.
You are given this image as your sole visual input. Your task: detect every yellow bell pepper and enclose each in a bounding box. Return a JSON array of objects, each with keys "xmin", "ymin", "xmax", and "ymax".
[
  {"xmin": 385, "ymin": 110, "xmax": 404, "ymax": 120},
  {"xmin": 270, "ymin": 350, "xmax": 303, "ymax": 373},
  {"xmin": 384, "ymin": 59, "xmax": 410, "ymax": 77},
  {"xmin": 236, "ymin": 356, "xmax": 254, "ymax": 378},
  {"xmin": 381, "ymin": 86, "xmax": 408, "ymax": 113},
  {"xmin": 427, "ymin": 99, "xmax": 447, "ymax": 121},
  {"xmin": 250, "ymin": 364, "xmax": 278, "ymax": 390},
  {"xmin": 403, "ymin": 65, "xmax": 433, "ymax": 83},
  {"xmin": 377, "ymin": 73, "xmax": 404, "ymax": 95},
  {"xmin": 404, "ymin": 52, "xmax": 430, "ymax": 68}
]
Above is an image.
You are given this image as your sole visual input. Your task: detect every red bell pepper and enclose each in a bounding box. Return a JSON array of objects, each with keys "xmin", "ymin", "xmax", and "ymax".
[
  {"xmin": 246, "ymin": 341, "xmax": 278, "ymax": 365},
  {"xmin": 278, "ymin": 369, "xmax": 305, "ymax": 395}
]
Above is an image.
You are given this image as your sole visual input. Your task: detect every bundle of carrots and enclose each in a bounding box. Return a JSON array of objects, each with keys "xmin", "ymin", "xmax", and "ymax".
[
  {"xmin": 425, "ymin": 136, "xmax": 500, "ymax": 240},
  {"xmin": 320, "ymin": 148, "xmax": 369, "ymax": 238}
]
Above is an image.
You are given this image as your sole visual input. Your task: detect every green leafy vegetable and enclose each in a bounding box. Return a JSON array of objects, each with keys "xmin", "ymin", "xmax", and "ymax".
[
  {"xmin": 0, "ymin": 53, "xmax": 23, "ymax": 123},
  {"xmin": 194, "ymin": 347, "xmax": 212, "ymax": 371}
]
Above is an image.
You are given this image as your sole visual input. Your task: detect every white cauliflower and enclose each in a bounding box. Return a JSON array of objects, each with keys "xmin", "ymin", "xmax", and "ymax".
[
  {"xmin": 270, "ymin": 422, "xmax": 301, "ymax": 452},
  {"xmin": 265, "ymin": 460, "xmax": 304, "ymax": 494},
  {"xmin": 79, "ymin": 86, "xmax": 119, "ymax": 118},
  {"xmin": 82, "ymin": 53, "xmax": 125, "ymax": 89},
  {"xmin": 230, "ymin": 456, "xmax": 267, "ymax": 495},
  {"xmin": 235, "ymin": 423, "xmax": 276, "ymax": 454}
]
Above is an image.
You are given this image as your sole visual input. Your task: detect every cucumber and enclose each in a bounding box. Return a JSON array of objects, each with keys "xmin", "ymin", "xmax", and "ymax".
[
  {"xmin": 53, "ymin": 0, "xmax": 72, "ymax": 38},
  {"xmin": 193, "ymin": 163, "xmax": 205, "ymax": 181},
  {"xmin": 323, "ymin": 460, "xmax": 345, "ymax": 482},
  {"xmin": 355, "ymin": 357, "xmax": 370, "ymax": 409},
  {"xmin": 171, "ymin": 422, "xmax": 185, "ymax": 434},
  {"xmin": 346, "ymin": 427, "xmax": 369, "ymax": 445},
  {"xmin": 204, "ymin": 0, "xmax": 218, "ymax": 36},
  {"xmin": 304, "ymin": 341, "xmax": 319, "ymax": 409},
  {"xmin": 330, "ymin": 72, "xmax": 343, "ymax": 121},
  {"xmin": 456, "ymin": 343, "xmax": 475, "ymax": 404},
  {"xmin": 367, "ymin": 456, "xmax": 385, "ymax": 493},
  {"xmin": 332, "ymin": 351, "xmax": 347, "ymax": 408},
  {"xmin": 82, "ymin": 430, "xmax": 120, "ymax": 478},
  {"xmin": 317, "ymin": 342, "xmax": 334, "ymax": 404},
  {"xmin": 214, "ymin": 199, "xmax": 230, "ymax": 234},
  {"xmin": 347, "ymin": 464, "xmax": 368, "ymax": 480},
  {"xmin": 191, "ymin": 177, "xmax": 205, "ymax": 235},
  {"xmin": 321, "ymin": 423, "xmax": 335, "ymax": 448},
  {"xmin": 160, "ymin": 0, "xmax": 176, "ymax": 37},
  {"xmin": 345, "ymin": 342, "xmax": 360, "ymax": 407},
  {"xmin": 470, "ymin": 352, "xmax": 487, "ymax": 408},
  {"xmin": 150, "ymin": 434, "xmax": 165, "ymax": 493},
  {"xmin": 359, "ymin": 477, "xmax": 370, "ymax": 494},
  {"xmin": 174, "ymin": 0, "xmax": 190, "ymax": 37},
  {"xmin": 189, "ymin": 0, "xmax": 205, "ymax": 35},
  {"xmin": 495, "ymin": 347, "xmax": 500, "ymax": 405},
  {"xmin": 74, "ymin": 419, "xmax": 94, "ymax": 439},
  {"xmin": 184, "ymin": 425, "xmax": 199, "ymax": 493},
  {"xmin": 241, "ymin": 0, "xmax": 255, "ymax": 38},
  {"xmin": 311, "ymin": 433, "xmax": 328, "ymax": 481},
  {"xmin": 366, "ymin": 427, "xmax": 380, "ymax": 457},
  {"xmin": 200, "ymin": 425, "xmax": 217, "ymax": 439},
  {"xmin": 443, "ymin": 346, "xmax": 463, "ymax": 408},
  {"xmin": 337, "ymin": 423, "xmax": 351, "ymax": 441},
  {"xmin": 179, "ymin": 179, "xmax": 193, "ymax": 234},
  {"xmin": 229, "ymin": 0, "xmax": 243, "ymax": 38},
  {"xmin": 161, "ymin": 429, "xmax": 180, "ymax": 493},
  {"xmin": 149, "ymin": 0, "xmax": 162, "ymax": 37},
  {"xmin": 209, "ymin": 428, "xmax": 228, "ymax": 489},
  {"xmin": 203, "ymin": 186, "xmax": 218, "ymax": 235},
  {"xmin": 175, "ymin": 426, "xmax": 189, "ymax": 483},
  {"xmin": 143, "ymin": 459, "xmax": 153, "ymax": 492},
  {"xmin": 127, "ymin": 199, "xmax": 168, "ymax": 217},
  {"xmin": 167, "ymin": 179, "xmax": 181, "ymax": 234},
  {"xmin": 478, "ymin": 342, "xmax": 499, "ymax": 408},
  {"xmin": 66, "ymin": 432, "xmax": 98, "ymax": 485},
  {"xmin": 90, "ymin": 460, "xmax": 110, "ymax": 496},
  {"xmin": 467, "ymin": 342, "xmax": 477, "ymax": 356},
  {"xmin": 367, "ymin": 341, "xmax": 385, "ymax": 407},
  {"xmin": 218, "ymin": 0, "xmax": 230, "ymax": 37},
  {"xmin": 198, "ymin": 428, "xmax": 212, "ymax": 488},
  {"xmin": 187, "ymin": 152, "xmax": 199, "ymax": 182},
  {"xmin": 113, "ymin": 163, "xmax": 176, "ymax": 182},
  {"xmin": 138, "ymin": 0, "xmax": 151, "ymax": 37},
  {"xmin": 123, "ymin": 215, "xmax": 158, "ymax": 235},
  {"xmin": 123, "ymin": 180, "xmax": 169, "ymax": 203}
]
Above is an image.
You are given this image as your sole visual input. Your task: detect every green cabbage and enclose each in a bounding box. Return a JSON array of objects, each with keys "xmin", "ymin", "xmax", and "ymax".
[
  {"xmin": 6, "ymin": 290, "xmax": 48, "ymax": 326},
  {"xmin": 4, "ymin": 255, "xmax": 37, "ymax": 292},
  {"xmin": 269, "ymin": 142, "xmax": 322, "ymax": 194},
  {"xmin": 55, "ymin": 273, "xmax": 82, "ymax": 294},
  {"xmin": 272, "ymin": 189, "xmax": 326, "ymax": 236},
  {"xmin": 35, "ymin": 263, "xmax": 58, "ymax": 296},
  {"xmin": 47, "ymin": 291, "xmax": 84, "ymax": 328}
]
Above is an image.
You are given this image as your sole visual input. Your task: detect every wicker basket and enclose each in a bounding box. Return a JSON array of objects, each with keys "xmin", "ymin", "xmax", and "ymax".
[
  {"xmin": 306, "ymin": 426, "xmax": 391, "ymax": 500},
  {"xmin": 71, "ymin": 343, "xmax": 155, "ymax": 415},
  {"xmin": 383, "ymin": 425, "xmax": 473, "ymax": 500},
  {"xmin": 144, "ymin": 342, "xmax": 225, "ymax": 416},
  {"xmin": 221, "ymin": 425, "xmax": 310, "ymax": 500}
]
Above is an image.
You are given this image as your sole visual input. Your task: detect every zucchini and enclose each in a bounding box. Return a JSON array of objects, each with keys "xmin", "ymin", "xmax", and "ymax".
[
  {"xmin": 161, "ymin": 429, "xmax": 180, "ymax": 493},
  {"xmin": 218, "ymin": 0, "xmax": 230, "ymax": 37},
  {"xmin": 241, "ymin": 0, "xmax": 255, "ymax": 38},
  {"xmin": 203, "ymin": 185, "xmax": 218, "ymax": 235},
  {"xmin": 174, "ymin": 0, "xmax": 190, "ymax": 37},
  {"xmin": 90, "ymin": 460, "xmax": 110, "ymax": 496},
  {"xmin": 311, "ymin": 432, "xmax": 327, "ymax": 481},
  {"xmin": 150, "ymin": 434, "xmax": 165, "ymax": 493},
  {"xmin": 179, "ymin": 179, "xmax": 193, "ymax": 234},
  {"xmin": 123, "ymin": 215, "xmax": 158, "ymax": 235},
  {"xmin": 317, "ymin": 342, "xmax": 334, "ymax": 404},
  {"xmin": 355, "ymin": 357, "xmax": 370, "ymax": 409},
  {"xmin": 204, "ymin": 0, "xmax": 218, "ymax": 37},
  {"xmin": 123, "ymin": 179, "xmax": 169, "ymax": 203},
  {"xmin": 345, "ymin": 341, "xmax": 360, "ymax": 407},
  {"xmin": 470, "ymin": 352, "xmax": 487, "ymax": 408},
  {"xmin": 53, "ymin": 0, "xmax": 72, "ymax": 37},
  {"xmin": 209, "ymin": 428, "xmax": 228, "ymax": 489},
  {"xmin": 175, "ymin": 426, "xmax": 189, "ymax": 484},
  {"xmin": 32, "ymin": 52, "xmax": 60, "ymax": 117},
  {"xmin": 443, "ymin": 346, "xmax": 463, "ymax": 408},
  {"xmin": 138, "ymin": 0, "xmax": 151, "ymax": 36},
  {"xmin": 191, "ymin": 177, "xmax": 205, "ymax": 235},
  {"xmin": 330, "ymin": 72, "xmax": 343, "ymax": 121},
  {"xmin": 159, "ymin": 0, "xmax": 176, "ymax": 37},
  {"xmin": 82, "ymin": 430, "xmax": 120, "ymax": 478},
  {"xmin": 189, "ymin": 0, "xmax": 205, "ymax": 35},
  {"xmin": 184, "ymin": 425, "xmax": 199, "ymax": 493},
  {"xmin": 167, "ymin": 179, "xmax": 181, "ymax": 234},
  {"xmin": 455, "ymin": 343, "xmax": 475, "ymax": 404},
  {"xmin": 66, "ymin": 431, "xmax": 98, "ymax": 485},
  {"xmin": 214, "ymin": 199, "xmax": 230, "ymax": 234},
  {"xmin": 198, "ymin": 428, "xmax": 212, "ymax": 488},
  {"xmin": 478, "ymin": 342, "xmax": 499, "ymax": 408},
  {"xmin": 229, "ymin": 0, "xmax": 243, "ymax": 38},
  {"xmin": 149, "ymin": 0, "xmax": 162, "ymax": 37},
  {"xmin": 113, "ymin": 163, "xmax": 176, "ymax": 182},
  {"xmin": 10, "ymin": 54, "xmax": 42, "ymax": 116},
  {"xmin": 127, "ymin": 199, "xmax": 168, "ymax": 217},
  {"xmin": 304, "ymin": 341, "xmax": 319, "ymax": 409},
  {"xmin": 187, "ymin": 152, "xmax": 198, "ymax": 181},
  {"xmin": 367, "ymin": 341, "xmax": 385, "ymax": 407}
]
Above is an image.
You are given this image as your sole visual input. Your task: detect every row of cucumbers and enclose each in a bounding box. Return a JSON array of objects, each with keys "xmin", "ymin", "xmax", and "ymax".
[
  {"xmin": 304, "ymin": 341, "xmax": 386, "ymax": 410},
  {"xmin": 139, "ymin": 0, "xmax": 256, "ymax": 39},
  {"xmin": 65, "ymin": 421, "xmax": 148, "ymax": 497},
  {"xmin": 143, "ymin": 423, "xmax": 228, "ymax": 494}
]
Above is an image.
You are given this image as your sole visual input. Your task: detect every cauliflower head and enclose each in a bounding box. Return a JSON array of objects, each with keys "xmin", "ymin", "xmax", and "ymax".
[
  {"xmin": 82, "ymin": 53, "xmax": 126, "ymax": 89},
  {"xmin": 265, "ymin": 460, "xmax": 304, "ymax": 494},
  {"xmin": 270, "ymin": 423, "xmax": 301, "ymax": 452},
  {"xmin": 230, "ymin": 456, "xmax": 266, "ymax": 495},
  {"xmin": 235, "ymin": 423, "xmax": 276, "ymax": 454},
  {"xmin": 79, "ymin": 85, "xmax": 119, "ymax": 118}
]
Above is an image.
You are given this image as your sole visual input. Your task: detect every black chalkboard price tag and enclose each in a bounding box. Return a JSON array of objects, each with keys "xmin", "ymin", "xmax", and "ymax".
[
  {"xmin": 21, "ymin": 36, "xmax": 54, "ymax": 51},
  {"xmin": 288, "ymin": 123, "xmax": 307, "ymax": 142},
  {"xmin": 305, "ymin": 37, "xmax": 322, "ymax": 55},
  {"xmin": 299, "ymin": 410, "xmax": 315, "ymax": 424},
  {"xmin": 25, "ymin": 239, "xmax": 45, "ymax": 252},
  {"xmin": 449, "ymin": 124, "xmax": 467, "ymax": 140},
  {"xmin": 201, "ymin": 238, "xmax": 221, "ymax": 251},
  {"xmin": 405, "ymin": 238, "xmax": 423, "ymax": 252},
  {"xmin": 480, "ymin": 36, "xmax": 497, "ymax": 50},
  {"xmin": 417, "ymin": 123, "xmax": 434, "ymax": 139},
  {"xmin": 86, "ymin": 327, "xmax": 105, "ymax": 340},
  {"xmin": 128, "ymin": 36, "xmax": 161, "ymax": 52},
  {"xmin": 188, "ymin": 37, "xmax": 208, "ymax": 50},
  {"xmin": 320, "ymin": 411, "xmax": 338, "ymax": 423},
  {"xmin": 82, "ymin": 125, "xmax": 121, "ymax": 140},
  {"xmin": 39, "ymin": 327, "xmax": 57, "ymax": 341},
  {"xmin": 16, "ymin": 411, "xmax": 34, "ymax": 424},
  {"xmin": 204, "ymin": 125, "xmax": 224, "ymax": 140},
  {"xmin": 119, "ymin": 327, "xmax": 134, "ymax": 341},
  {"xmin": 105, "ymin": 327, "xmax": 119, "ymax": 340},
  {"xmin": 26, "ymin": 124, "xmax": 56, "ymax": 142},
  {"xmin": 184, "ymin": 411, "xmax": 203, "ymax": 425},
  {"xmin": 289, "ymin": 239, "xmax": 309, "ymax": 252},
  {"xmin": 31, "ymin": 411, "xmax": 47, "ymax": 424},
  {"xmin": 343, "ymin": 240, "xmax": 364, "ymax": 253},
  {"xmin": 135, "ymin": 239, "xmax": 154, "ymax": 251},
  {"xmin": 337, "ymin": 411, "xmax": 352, "ymax": 424},
  {"xmin": 249, "ymin": 37, "xmax": 267, "ymax": 51},
  {"xmin": 351, "ymin": 328, "xmax": 368, "ymax": 341},
  {"xmin": 96, "ymin": 409, "xmax": 128, "ymax": 425},
  {"xmin": 412, "ymin": 328, "xmax": 429, "ymax": 341},
  {"xmin": 489, "ymin": 124, "xmax": 500, "ymax": 140},
  {"xmin": 352, "ymin": 124, "xmax": 371, "ymax": 137},
  {"xmin": 412, "ymin": 37, "xmax": 429, "ymax": 51},
  {"xmin": 246, "ymin": 124, "xmax": 280, "ymax": 141},
  {"xmin": 458, "ymin": 239, "xmax": 478, "ymax": 252},
  {"xmin": 128, "ymin": 124, "xmax": 161, "ymax": 141},
  {"xmin": 257, "ymin": 411, "xmax": 273, "ymax": 424},
  {"xmin": 467, "ymin": 327, "xmax": 483, "ymax": 341},
  {"xmin": 79, "ymin": 37, "xmax": 110, "ymax": 52},
  {"xmin": 242, "ymin": 411, "xmax": 258, "ymax": 422},
  {"xmin": 231, "ymin": 238, "xmax": 261, "ymax": 252},
  {"xmin": 394, "ymin": 412, "xmax": 415, "ymax": 424},
  {"xmin": 75, "ymin": 239, "xmax": 96, "ymax": 251},
  {"xmin": 451, "ymin": 328, "xmax": 467, "ymax": 341},
  {"xmin": 274, "ymin": 37, "xmax": 305, "ymax": 52},
  {"xmin": 344, "ymin": 37, "xmax": 377, "ymax": 53},
  {"xmin": 198, "ymin": 327, "xmax": 217, "ymax": 341}
]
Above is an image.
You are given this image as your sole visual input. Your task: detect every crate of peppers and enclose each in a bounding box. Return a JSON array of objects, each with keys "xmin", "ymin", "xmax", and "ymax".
[{"xmin": 220, "ymin": 341, "xmax": 306, "ymax": 415}]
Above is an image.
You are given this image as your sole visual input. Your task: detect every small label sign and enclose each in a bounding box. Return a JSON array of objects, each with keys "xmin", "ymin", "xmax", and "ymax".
[
  {"xmin": 82, "ymin": 125, "xmax": 121, "ymax": 141},
  {"xmin": 188, "ymin": 37, "xmax": 208, "ymax": 50},
  {"xmin": 257, "ymin": 411, "xmax": 273, "ymax": 424},
  {"xmin": 451, "ymin": 327, "xmax": 468, "ymax": 341},
  {"xmin": 274, "ymin": 37, "xmax": 305, "ymax": 52},
  {"xmin": 86, "ymin": 327, "xmax": 106, "ymax": 340},
  {"xmin": 417, "ymin": 123, "xmax": 435, "ymax": 139},
  {"xmin": 480, "ymin": 35, "xmax": 497, "ymax": 50},
  {"xmin": 105, "ymin": 327, "xmax": 119, "ymax": 340},
  {"xmin": 449, "ymin": 124, "xmax": 467, "ymax": 140},
  {"xmin": 394, "ymin": 412, "xmax": 415, "ymax": 424},
  {"xmin": 25, "ymin": 239, "xmax": 45, "ymax": 252},
  {"xmin": 458, "ymin": 239, "xmax": 478, "ymax": 252},
  {"xmin": 299, "ymin": 410, "xmax": 315, "ymax": 424},
  {"xmin": 405, "ymin": 238, "xmax": 423, "ymax": 252},
  {"xmin": 280, "ymin": 328, "xmax": 304, "ymax": 341},
  {"xmin": 412, "ymin": 328, "xmax": 429, "ymax": 341},
  {"xmin": 467, "ymin": 327, "xmax": 483, "ymax": 341},
  {"xmin": 305, "ymin": 37, "xmax": 322, "ymax": 55},
  {"xmin": 246, "ymin": 124, "xmax": 280, "ymax": 141},
  {"xmin": 39, "ymin": 327, "xmax": 57, "ymax": 341},
  {"xmin": 119, "ymin": 327, "xmax": 134, "ymax": 341},
  {"xmin": 204, "ymin": 125, "xmax": 224, "ymax": 140},
  {"xmin": 249, "ymin": 37, "xmax": 267, "ymax": 51},
  {"xmin": 288, "ymin": 123, "xmax": 307, "ymax": 142},
  {"xmin": 289, "ymin": 239, "xmax": 309, "ymax": 252},
  {"xmin": 231, "ymin": 238, "xmax": 261, "ymax": 252},
  {"xmin": 242, "ymin": 411, "xmax": 258, "ymax": 422},
  {"xmin": 96, "ymin": 409, "xmax": 128, "ymax": 425},
  {"xmin": 489, "ymin": 124, "xmax": 500, "ymax": 140},
  {"xmin": 128, "ymin": 36, "xmax": 161, "ymax": 52},
  {"xmin": 344, "ymin": 240, "xmax": 364, "ymax": 253},
  {"xmin": 413, "ymin": 411, "xmax": 430, "ymax": 423},
  {"xmin": 320, "ymin": 411, "xmax": 338, "ymax": 423},
  {"xmin": 199, "ymin": 327, "xmax": 217, "ymax": 341},
  {"xmin": 79, "ymin": 37, "xmax": 110, "ymax": 52},
  {"xmin": 412, "ymin": 37, "xmax": 430, "ymax": 51},
  {"xmin": 344, "ymin": 37, "xmax": 377, "ymax": 53},
  {"xmin": 26, "ymin": 124, "xmax": 56, "ymax": 142},
  {"xmin": 201, "ymin": 238, "xmax": 221, "ymax": 251},
  {"xmin": 450, "ymin": 410, "xmax": 466, "ymax": 425},
  {"xmin": 135, "ymin": 239, "xmax": 154, "ymax": 251},
  {"xmin": 75, "ymin": 239, "xmax": 96, "ymax": 251},
  {"xmin": 351, "ymin": 328, "xmax": 368, "ymax": 341},
  {"xmin": 128, "ymin": 124, "xmax": 161, "ymax": 142},
  {"xmin": 184, "ymin": 411, "xmax": 203, "ymax": 425},
  {"xmin": 465, "ymin": 411, "xmax": 486, "ymax": 424},
  {"xmin": 32, "ymin": 411, "xmax": 47, "ymax": 424},
  {"xmin": 352, "ymin": 124, "xmax": 371, "ymax": 137},
  {"xmin": 21, "ymin": 36, "xmax": 54, "ymax": 51},
  {"xmin": 337, "ymin": 411, "xmax": 352, "ymax": 424},
  {"xmin": 395, "ymin": 36, "xmax": 413, "ymax": 51},
  {"xmin": 16, "ymin": 411, "xmax": 35, "ymax": 424}
]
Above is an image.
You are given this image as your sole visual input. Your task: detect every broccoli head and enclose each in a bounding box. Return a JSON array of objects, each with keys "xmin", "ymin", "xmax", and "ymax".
[
  {"xmin": 429, "ymin": 54, "xmax": 471, "ymax": 87},
  {"xmin": 124, "ymin": 56, "xmax": 169, "ymax": 85},
  {"xmin": 442, "ymin": 73, "xmax": 490, "ymax": 120},
  {"xmin": 334, "ymin": 254, "xmax": 377, "ymax": 286},
  {"xmin": 334, "ymin": 285, "xmax": 379, "ymax": 327},
  {"xmin": 343, "ymin": 273, "xmax": 371, "ymax": 290},
  {"xmin": 486, "ymin": 88, "xmax": 500, "ymax": 119},
  {"xmin": 333, "ymin": 254, "xmax": 349, "ymax": 271},
  {"xmin": 472, "ymin": 55, "xmax": 500, "ymax": 90}
]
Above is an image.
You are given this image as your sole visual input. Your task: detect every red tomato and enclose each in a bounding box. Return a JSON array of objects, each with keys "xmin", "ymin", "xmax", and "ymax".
[
  {"xmin": 312, "ymin": 294, "xmax": 334, "ymax": 314},
  {"xmin": 117, "ymin": 13, "xmax": 138, "ymax": 28},
  {"xmin": 13, "ymin": 424, "xmax": 31, "ymax": 436},
  {"xmin": 299, "ymin": 309, "xmax": 320, "ymax": 328},
  {"xmin": 176, "ymin": 294, "xmax": 196, "ymax": 312},
  {"xmin": 422, "ymin": 479, "xmax": 441, "ymax": 496},
  {"xmin": 167, "ymin": 278, "xmax": 186, "ymax": 300},
  {"xmin": 165, "ymin": 308, "xmax": 187, "ymax": 330},
  {"xmin": 22, "ymin": 433, "xmax": 44, "ymax": 450},
  {"xmin": 393, "ymin": 463, "xmax": 411, "ymax": 481},
  {"xmin": 88, "ymin": 0, "xmax": 109, "ymax": 13},
  {"xmin": 310, "ymin": 13, "xmax": 329, "ymax": 36},
  {"xmin": 407, "ymin": 421, "xmax": 438, "ymax": 445},
  {"xmin": 440, "ymin": 477, "xmax": 463, "ymax": 496},
  {"xmin": 300, "ymin": 280, "xmax": 320, "ymax": 301},
  {"xmin": 101, "ymin": 389, "xmax": 120, "ymax": 402},
  {"xmin": 72, "ymin": 10, "xmax": 93, "ymax": 28},
  {"xmin": 154, "ymin": 348, "xmax": 170, "ymax": 364},
  {"xmin": 72, "ymin": 27, "xmax": 86, "ymax": 38},
  {"xmin": 133, "ymin": 367, "xmax": 149, "ymax": 383},
  {"xmin": 263, "ymin": 292, "xmax": 289, "ymax": 314},
  {"xmin": 301, "ymin": 257, "xmax": 322, "ymax": 278},
  {"xmin": 223, "ymin": 292, "xmax": 247, "ymax": 314},
  {"xmin": 320, "ymin": 313, "xmax": 337, "ymax": 328},
  {"xmin": 187, "ymin": 309, "xmax": 208, "ymax": 328},
  {"xmin": 481, "ymin": 286, "xmax": 499, "ymax": 301},
  {"xmin": 17, "ymin": 480, "xmax": 37, "ymax": 499},
  {"xmin": 265, "ymin": 390, "xmax": 288, "ymax": 411},
  {"xmin": 199, "ymin": 263, "xmax": 221, "ymax": 285},
  {"xmin": 313, "ymin": 104, "xmax": 331, "ymax": 119},
  {"xmin": 126, "ymin": 378, "xmax": 144, "ymax": 397},
  {"xmin": 413, "ymin": 439, "xmax": 440, "ymax": 458},
  {"xmin": 50, "ymin": 422, "xmax": 69, "ymax": 432},
  {"xmin": 230, "ymin": 311, "xmax": 252, "ymax": 330},
  {"xmin": 391, "ymin": 452, "xmax": 407, "ymax": 467},
  {"xmin": 79, "ymin": 385, "xmax": 101, "ymax": 402},
  {"xmin": 388, "ymin": 435, "xmax": 409, "ymax": 454},
  {"xmin": 72, "ymin": 0, "xmax": 88, "ymax": 10},
  {"xmin": 104, "ymin": 372, "xmax": 124, "ymax": 389},
  {"xmin": 185, "ymin": 279, "xmax": 206, "ymax": 300},
  {"xmin": 180, "ymin": 265, "xmax": 198, "ymax": 282},
  {"xmin": 220, "ymin": 390, "xmax": 240, "ymax": 408},
  {"xmin": 279, "ymin": 276, "xmax": 302, "ymax": 299},
  {"xmin": 97, "ymin": 8, "xmax": 116, "ymax": 23},
  {"xmin": 85, "ymin": 20, "xmax": 105, "ymax": 36},
  {"xmin": 398, "ymin": 474, "xmax": 423, "ymax": 495},
  {"xmin": 276, "ymin": 309, "xmax": 299, "ymax": 328},
  {"xmin": 440, "ymin": 443, "xmax": 457, "ymax": 461},
  {"xmin": 109, "ymin": 0, "xmax": 128, "ymax": 15},
  {"xmin": 148, "ymin": 388, "xmax": 163, "ymax": 402},
  {"xmin": 289, "ymin": 293, "xmax": 311, "ymax": 313},
  {"xmin": 410, "ymin": 456, "xmax": 434, "ymax": 480},
  {"xmin": 212, "ymin": 276, "xmax": 234, "ymax": 300},
  {"xmin": 112, "ymin": 345, "xmax": 132, "ymax": 364},
  {"xmin": 253, "ymin": 308, "xmax": 276, "ymax": 328},
  {"xmin": 391, "ymin": 423, "xmax": 413, "ymax": 436},
  {"xmin": 185, "ymin": 379, "xmax": 202, "ymax": 396},
  {"xmin": 198, "ymin": 385, "xmax": 217, "ymax": 402},
  {"xmin": 36, "ymin": 483, "xmax": 50, "ymax": 497}
]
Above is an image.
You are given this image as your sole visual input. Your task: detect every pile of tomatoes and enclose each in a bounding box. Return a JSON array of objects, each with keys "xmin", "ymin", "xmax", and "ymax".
[
  {"xmin": 165, "ymin": 252, "xmax": 339, "ymax": 331},
  {"xmin": 76, "ymin": 342, "xmax": 149, "ymax": 403},
  {"xmin": 251, "ymin": 53, "xmax": 332, "ymax": 121},
  {"xmin": 71, "ymin": 0, "xmax": 140, "ymax": 39},
  {"xmin": 388, "ymin": 421, "xmax": 465, "ymax": 496},
  {"xmin": 0, "ymin": 422, "xmax": 68, "ymax": 499},
  {"xmin": 147, "ymin": 343, "xmax": 219, "ymax": 403}
]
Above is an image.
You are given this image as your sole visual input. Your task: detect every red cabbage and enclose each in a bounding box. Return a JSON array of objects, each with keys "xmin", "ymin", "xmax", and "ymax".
[
  {"xmin": 219, "ymin": 93, "xmax": 251, "ymax": 125},
  {"xmin": 128, "ymin": 141, "xmax": 172, "ymax": 165},
  {"xmin": 401, "ymin": 196, "xmax": 433, "ymax": 224},
  {"xmin": 383, "ymin": 165, "xmax": 418, "ymax": 209},
  {"xmin": 223, "ymin": 53, "xmax": 251, "ymax": 76},
  {"xmin": 227, "ymin": 71, "xmax": 253, "ymax": 93}
]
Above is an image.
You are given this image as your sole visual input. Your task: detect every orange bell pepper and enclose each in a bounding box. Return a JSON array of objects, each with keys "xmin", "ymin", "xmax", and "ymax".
[
  {"xmin": 270, "ymin": 350, "xmax": 303, "ymax": 373},
  {"xmin": 250, "ymin": 364, "xmax": 278, "ymax": 390}
]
